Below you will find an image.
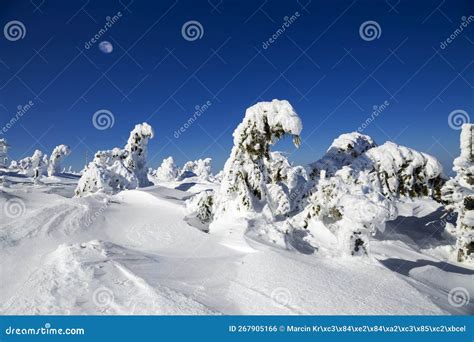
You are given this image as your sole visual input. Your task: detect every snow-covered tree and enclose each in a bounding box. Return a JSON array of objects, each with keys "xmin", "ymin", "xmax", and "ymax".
[
  {"xmin": 352, "ymin": 142, "xmax": 445, "ymax": 200},
  {"xmin": 186, "ymin": 190, "xmax": 214, "ymax": 223},
  {"xmin": 300, "ymin": 167, "xmax": 397, "ymax": 256},
  {"xmin": 123, "ymin": 123, "xmax": 154, "ymax": 187},
  {"xmin": 75, "ymin": 123, "xmax": 154, "ymax": 196},
  {"xmin": 178, "ymin": 158, "xmax": 213, "ymax": 181},
  {"xmin": 441, "ymin": 124, "xmax": 474, "ymax": 263},
  {"xmin": 154, "ymin": 156, "xmax": 179, "ymax": 182},
  {"xmin": 213, "ymin": 99, "xmax": 303, "ymax": 218},
  {"xmin": 265, "ymin": 151, "xmax": 307, "ymax": 216},
  {"xmin": 17, "ymin": 150, "xmax": 48, "ymax": 177},
  {"xmin": 309, "ymin": 132, "xmax": 376, "ymax": 178},
  {"xmin": 300, "ymin": 133, "xmax": 444, "ymax": 256},
  {"xmin": 48, "ymin": 144, "xmax": 71, "ymax": 176}
]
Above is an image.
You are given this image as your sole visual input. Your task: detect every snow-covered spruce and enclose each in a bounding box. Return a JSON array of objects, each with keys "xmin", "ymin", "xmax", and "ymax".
[
  {"xmin": 48, "ymin": 144, "xmax": 71, "ymax": 177},
  {"xmin": 17, "ymin": 149, "xmax": 48, "ymax": 177},
  {"xmin": 153, "ymin": 156, "xmax": 180, "ymax": 182},
  {"xmin": 352, "ymin": 142, "xmax": 445, "ymax": 200},
  {"xmin": 186, "ymin": 190, "xmax": 214, "ymax": 223},
  {"xmin": 75, "ymin": 123, "xmax": 154, "ymax": 196},
  {"xmin": 441, "ymin": 124, "xmax": 474, "ymax": 263},
  {"xmin": 265, "ymin": 151, "xmax": 307, "ymax": 216},
  {"xmin": 123, "ymin": 123, "xmax": 154, "ymax": 187},
  {"xmin": 213, "ymin": 99, "xmax": 302, "ymax": 219}
]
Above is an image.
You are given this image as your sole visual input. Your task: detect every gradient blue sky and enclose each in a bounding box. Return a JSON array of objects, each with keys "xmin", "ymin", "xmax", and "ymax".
[{"xmin": 0, "ymin": 0, "xmax": 472, "ymax": 174}]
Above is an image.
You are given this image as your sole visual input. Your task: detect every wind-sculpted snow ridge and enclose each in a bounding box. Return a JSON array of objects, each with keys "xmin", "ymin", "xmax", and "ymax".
[
  {"xmin": 48, "ymin": 144, "xmax": 71, "ymax": 177},
  {"xmin": 2, "ymin": 240, "xmax": 216, "ymax": 314},
  {"xmin": 75, "ymin": 123, "xmax": 154, "ymax": 196},
  {"xmin": 442, "ymin": 124, "xmax": 474, "ymax": 263},
  {"xmin": 213, "ymin": 99, "xmax": 302, "ymax": 218}
]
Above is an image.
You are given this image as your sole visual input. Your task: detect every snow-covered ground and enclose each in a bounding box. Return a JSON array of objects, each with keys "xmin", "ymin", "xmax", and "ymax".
[{"xmin": 0, "ymin": 171, "xmax": 472, "ymax": 315}]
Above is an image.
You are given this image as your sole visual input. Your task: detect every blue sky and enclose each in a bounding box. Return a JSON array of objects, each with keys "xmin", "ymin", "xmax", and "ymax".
[{"xmin": 0, "ymin": 0, "xmax": 472, "ymax": 174}]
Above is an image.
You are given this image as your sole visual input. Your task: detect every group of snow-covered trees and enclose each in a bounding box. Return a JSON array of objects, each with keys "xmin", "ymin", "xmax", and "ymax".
[
  {"xmin": 25, "ymin": 99, "xmax": 467, "ymax": 262},
  {"xmin": 152, "ymin": 156, "xmax": 214, "ymax": 182},
  {"xmin": 10, "ymin": 144, "xmax": 71, "ymax": 178}
]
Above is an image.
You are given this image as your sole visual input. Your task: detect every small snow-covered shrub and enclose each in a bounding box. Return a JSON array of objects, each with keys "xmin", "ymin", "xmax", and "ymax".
[
  {"xmin": 186, "ymin": 190, "xmax": 214, "ymax": 223},
  {"xmin": 75, "ymin": 123, "xmax": 154, "ymax": 196},
  {"xmin": 214, "ymin": 99, "xmax": 302, "ymax": 218},
  {"xmin": 154, "ymin": 156, "xmax": 179, "ymax": 181},
  {"xmin": 442, "ymin": 124, "xmax": 474, "ymax": 263},
  {"xmin": 48, "ymin": 144, "xmax": 71, "ymax": 176}
]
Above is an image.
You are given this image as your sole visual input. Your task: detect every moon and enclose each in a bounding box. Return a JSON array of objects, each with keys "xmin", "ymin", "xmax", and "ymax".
[{"xmin": 99, "ymin": 41, "xmax": 113, "ymax": 54}]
